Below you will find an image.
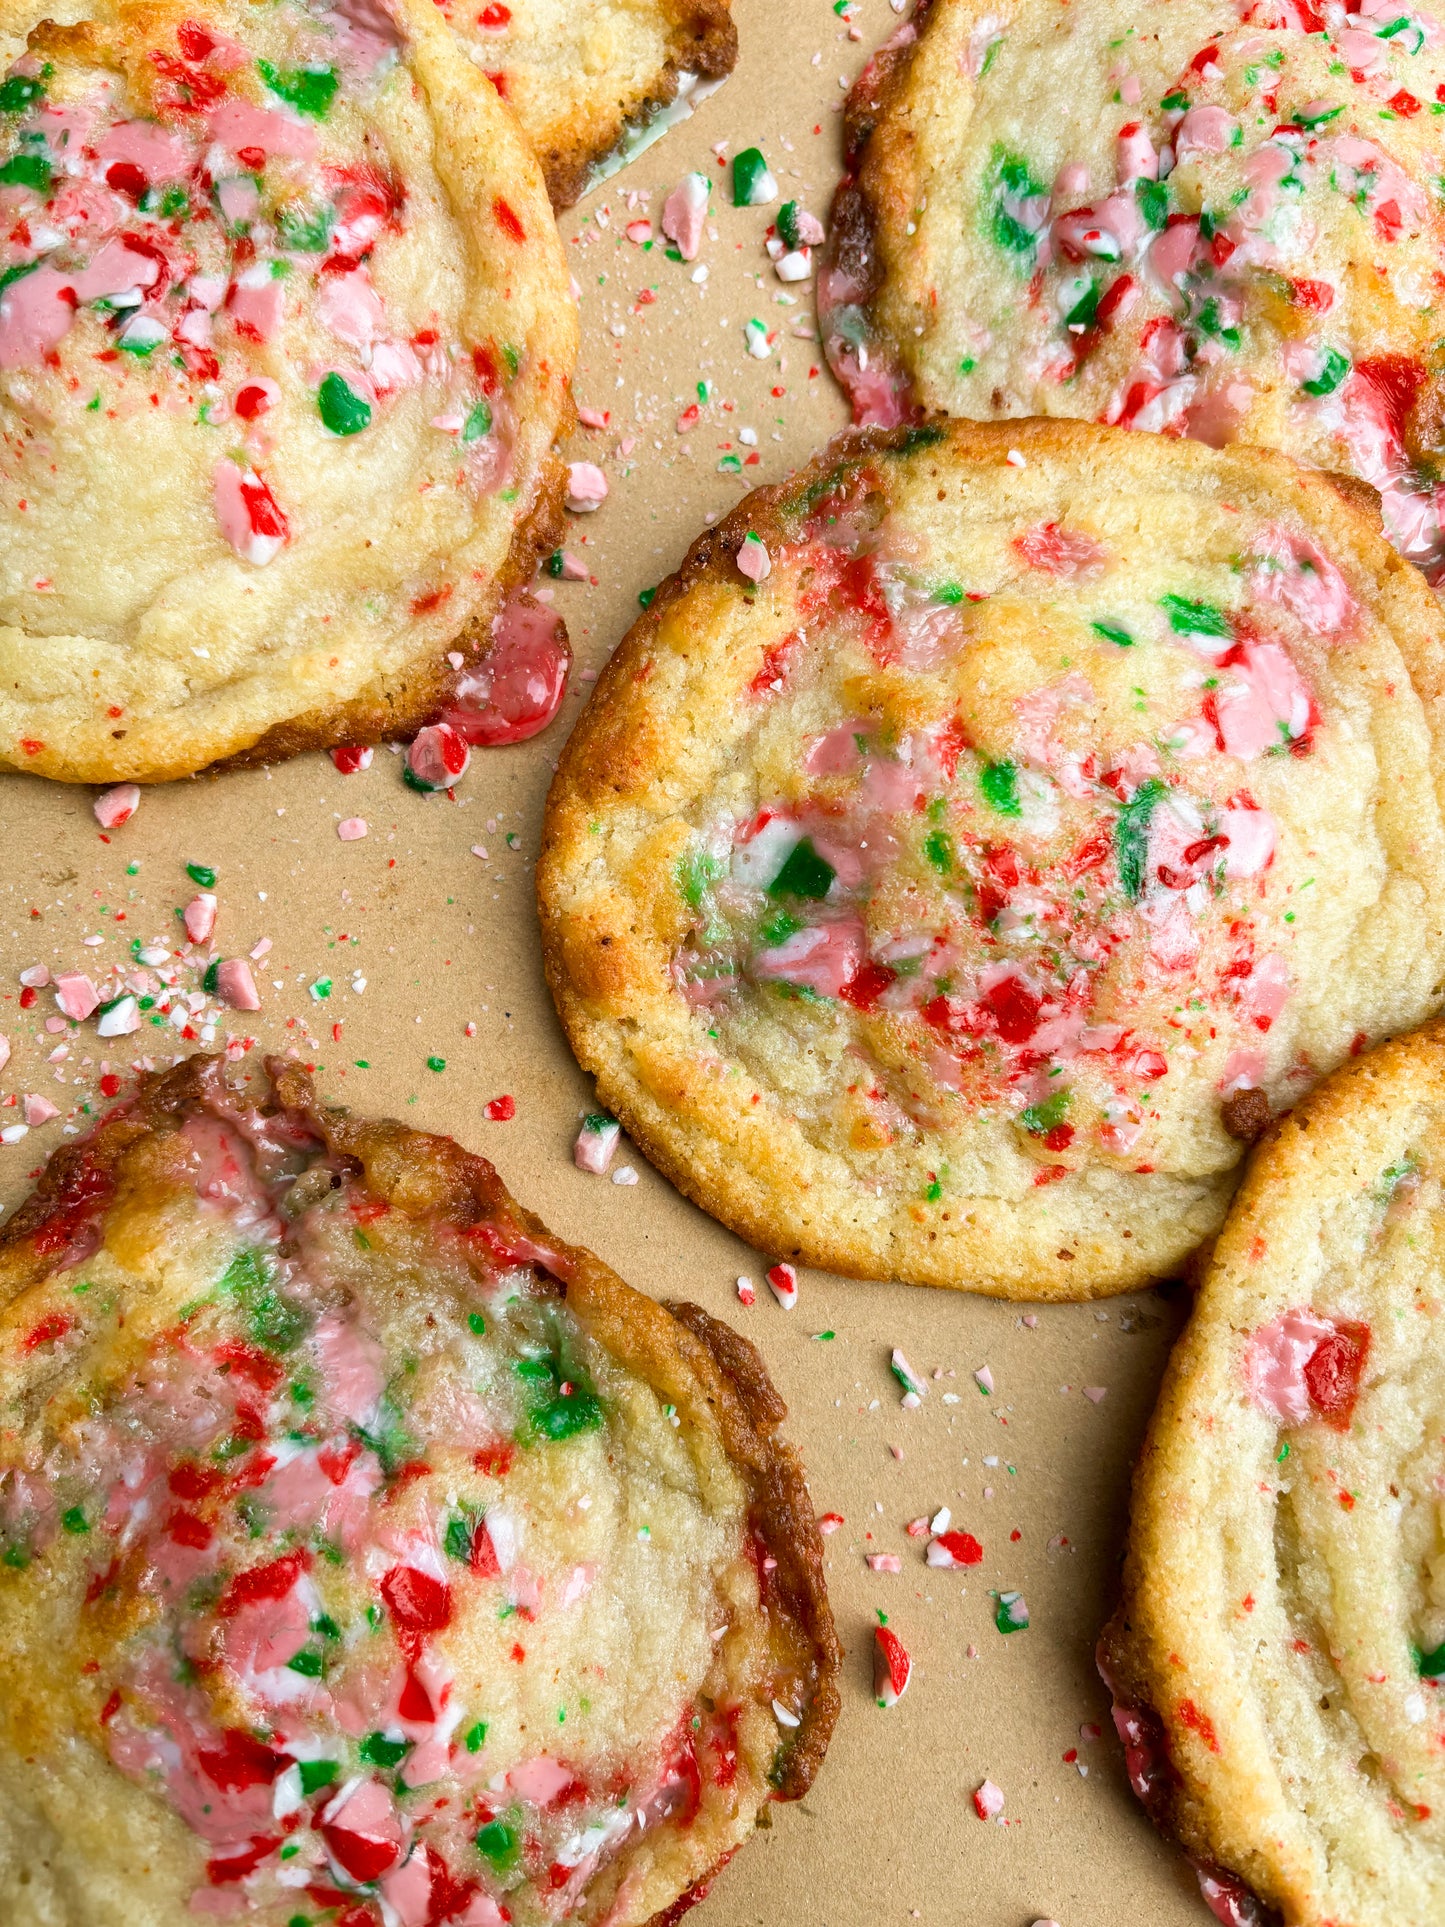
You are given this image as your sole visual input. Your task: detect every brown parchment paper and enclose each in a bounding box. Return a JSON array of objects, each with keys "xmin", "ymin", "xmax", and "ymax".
[{"xmin": 0, "ymin": 2, "xmax": 1211, "ymax": 1921}]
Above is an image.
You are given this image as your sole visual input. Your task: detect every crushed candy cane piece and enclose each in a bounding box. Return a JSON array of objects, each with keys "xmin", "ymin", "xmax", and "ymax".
[
  {"xmin": 183, "ymin": 894, "xmax": 217, "ymax": 944},
  {"xmin": 216, "ymin": 959, "xmax": 261, "ymax": 1011},
  {"xmin": 1082, "ymin": 1385, "xmax": 1108, "ymax": 1403},
  {"xmin": 867, "ymin": 1553, "xmax": 902, "ymax": 1574},
  {"xmin": 662, "ymin": 172, "xmax": 709, "ymax": 260},
  {"xmin": 995, "ymin": 1591, "xmax": 1030, "ymax": 1633},
  {"xmin": 929, "ymin": 1506, "xmax": 951, "ymax": 1535},
  {"xmin": 574, "ymin": 1113, "xmax": 620, "ymax": 1173},
  {"xmin": 93, "ymin": 783, "xmax": 140, "ymax": 829},
  {"xmin": 776, "ymin": 249, "xmax": 811, "ymax": 282},
  {"xmin": 624, "ymin": 219, "xmax": 652, "ymax": 245},
  {"xmin": 736, "ymin": 1275, "xmax": 756, "ymax": 1307},
  {"xmin": 743, "ymin": 317, "xmax": 774, "ymax": 359},
  {"xmin": 19, "ymin": 966, "xmax": 50, "ymax": 988},
  {"xmin": 771, "ymin": 1697, "xmax": 801, "ymax": 1728},
  {"xmin": 975, "ymin": 1365, "xmax": 995, "ymax": 1395},
  {"xmin": 611, "ymin": 1165, "xmax": 639, "ymax": 1185},
  {"xmin": 23, "ymin": 1093, "xmax": 59, "ymax": 1126},
  {"xmin": 566, "ymin": 462, "xmax": 609, "ymax": 512},
  {"xmin": 337, "ymin": 817, "xmax": 368, "ymax": 841},
  {"xmin": 873, "ymin": 1625, "xmax": 911, "ymax": 1707},
  {"xmin": 890, "ymin": 1349, "xmax": 926, "ymax": 1401},
  {"xmin": 928, "ymin": 1531, "xmax": 984, "ymax": 1569},
  {"xmin": 732, "ymin": 146, "xmax": 777, "ymax": 206},
  {"xmin": 407, "ymin": 722, "xmax": 470, "ymax": 791},
  {"xmin": 973, "ymin": 1779, "xmax": 1005, "ymax": 1820},
  {"xmin": 0, "ymin": 1036, "xmax": 8, "ymax": 1074},
  {"xmin": 905, "ymin": 1517, "xmax": 930, "ymax": 1539},
  {"xmin": 54, "ymin": 974, "xmax": 100, "ymax": 1021},
  {"xmin": 737, "ymin": 532, "xmax": 771, "ymax": 582},
  {"xmin": 1, "ymin": 1123, "xmax": 29, "ymax": 1144},
  {"xmin": 485, "ymin": 1094, "xmax": 516, "ymax": 1121},
  {"xmin": 96, "ymin": 995, "xmax": 139, "ymax": 1038},
  {"xmin": 577, "ymin": 404, "xmax": 609, "ymax": 428},
  {"xmin": 818, "ymin": 1512, "xmax": 844, "ymax": 1535},
  {"xmin": 331, "ymin": 744, "xmax": 373, "ymax": 774},
  {"xmin": 766, "ymin": 1262, "xmax": 798, "ymax": 1309}
]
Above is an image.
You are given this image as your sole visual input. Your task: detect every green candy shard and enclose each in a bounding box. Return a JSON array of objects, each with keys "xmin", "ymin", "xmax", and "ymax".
[
  {"xmin": 463, "ymin": 398, "xmax": 492, "ymax": 442},
  {"xmin": 257, "ymin": 59, "xmax": 338, "ymax": 119},
  {"xmin": 60, "ymin": 1506, "xmax": 89, "ymax": 1534},
  {"xmin": 677, "ymin": 846, "xmax": 722, "ymax": 909},
  {"xmin": 1160, "ymin": 593, "xmax": 1232, "ymax": 639},
  {"xmin": 529, "ymin": 1389, "xmax": 604, "ymax": 1442},
  {"xmin": 1135, "ymin": 177, "xmax": 1169, "ymax": 230},
  {"xmin": 220, "ymin": 1247, "xmax": 310, "ymax": 1353},
  {"xmin": 759, "ymin": 909, "xmax": 802, "ymax": 948},
  {"xmin": 1092, "ymin": 619, "xmax": 1134, "ymax": 647},
  {"xmin": 444, "ymin": 1515, "xmax": 475, "ymax": 1563},
  {"xmin": 356, "ymin": 1393, "xmax": 417, "ymax": 1479},
  {"xmin": 994, "ymin": 1591, "xmax": 1030, "ymax": 1633},
  {"xmin": 1065, "ymin": 282, "xmax": 1100, "ymax": 330},
  {"xmin": 1302, "ymin": 345, "xmax": 1350, "ymax": 397},
  {"xmin": 1113, "ymin": 776, "xmax": 1167, "ymax": 902},
  {"xmin": 298, "ymin": 1759, "xmax": 338, "ymax": 1795},
  {"xmin": 286, "ymin": 1647, "xmax": 325, "ymax": 1677},
  {"xmin": 979, "ymin": 760, "xmax": 1022, "ymax": 817},
  {"xmin": 986, "ymin": 144, "xmax": 1047, "ymax": 258},
  {"xmin": 464, "ymin": 1719, "xmax": 488, "ymax": 1753},
  {"xmin": 1019, "ymin": 1089, "xmax": 1071, "ymax": 1136},
  {"xmin": 277, "ymin": 202, "xmax": 334, "ymax": 252},
  {"xmin": 933, "ymin": 582, "xmax": 965, "ymax": 604},
  {"xmin": 768, "ymin": 838, "xmax": 836, "ymax": 900},
  {"xmin": 202, "ymin": 959, "xmax": 220, "ymax": 994},
  {"xmin": 924, "ymin": 829, "xmax": 954, "ymax": 876},
  {"xmin": 0, "ymin": 258, "xmax": 37, "ymax": 296},
  {"xmin": 777, "ymin": 198, "xmax": 803, "ymax": 249},
  {"xmin": 1419, "ymin": 1642, "xmax": 1445, "ymax": 1679},
  {"xmin": 0, "ymin": 152, "xmax": 49, "ymax": 192},
  {"xmin": 358, "ymin": 1732, "xmax": 411, "ymax": 1768},
  {"xmin": 476, "ymin": 1818, "xmax": 518, "ymax": 1867},
  {"xmin": 731, "ymin": 146, "xmax": 774, "ymax": 206},
  {"xmin": 0, "ymin": 75, "xmax": 44, "ymax": 113},
  {"xmin": 318, "ymin": 371, "xmax": 372, "ymax": 437},
  {"xmin": 188, "ymin": 865, "xmax": 217, "ymax": 891}
]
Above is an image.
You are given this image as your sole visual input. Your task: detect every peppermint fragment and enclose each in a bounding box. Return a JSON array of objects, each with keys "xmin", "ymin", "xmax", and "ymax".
[
  {"xmin": 766, "ymin": 1263, "xmax": 798, "ymax": 1309},
  {"xmin": 54, "ymin": 973, "xmax": 100, "ymax": 1021},
  {"xmin": 574, "ymin": 1113, "xmax": 620, "ymax": 1174},
  {"xmin": 565, "ymin": 461, "xmax": 608, "ymax": 512},
  {"xmin": 662, "ymin": 173, "xmax": 709, "ymax": 259},
  {"xmin": 973, "ymin": 1778, "xmax": 1005, "ymax": 1820},
  {"xmin": 890, "ymin": 1349, "xmax": 926, "ymax": 1404},
  {"xmin": 93, "ymin": 784, "xmax": 140, "ymax": 829},
  {"xmin": 732, "ymin": 146, "xmax": 777, "ymax": 206},
  {"xmin": 736, "ymin": 1275, "xmax": 756, "ymax": 1307},
  {"xmin": 743, "ymin": 317, "xmax": 774, "ymax": 359},
  {"xmin": 183, "ymin": 893, "xmax": 217, "ymax": 944},
  {"xmin": 406, "ymin": 722, "xmax": 470, "ymax": 792},
  {"xmin": 873, "ymin": 1625, "xmax": 911, "ymax": 1707},
  {"xmin": 216, "ymin": 959, "xmax": 261, "ymax": 1011},
  {"xmin": 995, "ymin": 1590, "xmax": 1029, "ymax": 1633},
  {"xmin": 927, "ymin": 1530, "xmax": 983, "ymax": 1569},
  {"xmin": 737, "ymin": 532, "xmax": 771, "ymax": 583},
  {"xmin": 317, "ymin": 371, "xmax": 371, "ymax": 437},
  {"xmin": 96, "ymin": 995, "xmax": 139, "ymax": 1038}
]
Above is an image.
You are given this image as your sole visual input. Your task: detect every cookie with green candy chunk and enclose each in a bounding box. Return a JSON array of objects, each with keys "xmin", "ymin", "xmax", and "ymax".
[
  {"xmin": 0, "ymin": 0, "xmax": 577, "ymax": 784},
  {"xmin": 539, "ymin": 417, "xmax": 1445, "ymax": 1299},
  {"xmin": 1102, "ymin": 1019, "xmax": 1445, "ymax": 1927},
  {"xmin": 823, "ymin": 0, "xmax": 1445, "ymax": 582},
  {"xmin": 0, "ymin": 1053, "xmax": 838, "ymax": 1924}
]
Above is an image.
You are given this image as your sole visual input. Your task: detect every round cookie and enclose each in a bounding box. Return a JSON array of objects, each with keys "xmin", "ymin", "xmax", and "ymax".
[
  {"xmin": 538, "ymin": 419, "xmax": 1445, "ymax": 1299},
  {"xmin": 823, "ymin": 0, "xmax": 1445, "ymax": 579},
  {"xmin": 0, "ymin": 0, "xmax": 577, "ymax": 784},
  {"xmin": 0, "ymin": 1053, "xmax": 839, "ymax": 1924},
  {"xmin": 435, "ymin": 0, "xmax": 736, "ymax": 210},
  {"xmin": 1100, "ymin": 1022, "xmax": 1445, "ymax": 1927}
]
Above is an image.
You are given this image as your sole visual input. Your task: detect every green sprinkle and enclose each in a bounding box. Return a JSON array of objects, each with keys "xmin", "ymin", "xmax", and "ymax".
[
  {"xmin": 1092, "ymin": 619, "xmax": 1134, "ymax": 647},
  {"xmin": 61, "ymin": 1506, "xmax": 89, "ymax": 1535},
  {"xmin": 257, "ymin": 59, "xmax": 338, "ymax": 119},
  {"xmin": 958, "ymin": 355, "xmax": 977, "ymax": 375},
  {"xmin": 463, "ymin": 398, "xmax": 493, "ymax": 442},
  {"xmin": 427, "ymin": 1055, "xmax": 446, "ymax": 1072},
  {"xmin": 1276, "ymin": 1442, "xmax": 1290, "ymax": 1462},
  {"xmin": 358, "ymin": 1732, "xmax": 411, "ymax": 1769},
  {"xmin": 464, "ymin": 1719, "xmax": 488, "ymax": 1752},
  {"xmin": 980, "ymin": 760, "xmax": 1021, "ymax": 817},
  {"xmin": 677, "ymin": 846, "xmax": 723, "ymax": 909},
  {"xmin": 638, "ymin": 585, "xmax": 656, "ymax": 607},
  {"xmin": 544, "ymin": 550, "xmax": 565, "ymax": 578},
  {"xmin": 933, "ymin": 582, "xmax": 965, "ymax": 604},
  {"xmin": 468, "ymin": 1312, "xmax": 486, "ymax": 1336},
  {"xmin": 528, "ymin": 1389, "xmax": 604, "ymax": 1442},
  {"xmin": 318, "ymin": 371, "xmax": 371, "ymax": 437},
  {"xmin": 768, "ymin": 838, "xmax": 835, "ymax": 900},
  {"xmin": 1419, "ymin": 1642, "xmax": 1445, "ymax": 1679}
]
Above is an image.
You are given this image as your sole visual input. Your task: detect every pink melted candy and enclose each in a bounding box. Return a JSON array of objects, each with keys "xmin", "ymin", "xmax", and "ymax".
[
  {"xmin": 752, "ymin": 918, "xmax": 865, "ymax": 998},
  {"xmin": 1212, "ymin": 642, "xmax": 1313, "ymax": 760},
  {"xmin": 96, "ymin": 118, "xmax": 193, "ymax": 183},
  {"xmin": 213, "ymin": 460, "xmax": 289, "ymax": 566},
  {"xmin": 207, "ymin": 97, "xmax": 318, "ymax": 161},
  {"xmin": 1244, "ymin": 1309, "xmax": 1375, "ymax": 1427},
  {"xmin": 444, "ymin": 592, "xmax": 570, "ymax": 745}
]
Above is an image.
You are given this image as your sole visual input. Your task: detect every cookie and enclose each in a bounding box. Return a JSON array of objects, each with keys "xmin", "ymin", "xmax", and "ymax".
[
  {"xmin": 0, "ymin": 0, "xmax": 577, "ymax": 784},
  {"xmin": 538, "ymin": 418, "xmax": 1445, "ymax": 1299},
  {"xmin": 0, "ymin": 1054, "xmax": 839, "ymax": 1924},
  {"xmin": 823, "ymin": 0, "xmax": 1445, "ymax": 579},
  {"xmin": 1100, "ymin": 1021, "xmax": 1445, "ymax": 1927},
  {"xmin": 437, "ymin": 0, "xmax": 736, "ymax": 209}
]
